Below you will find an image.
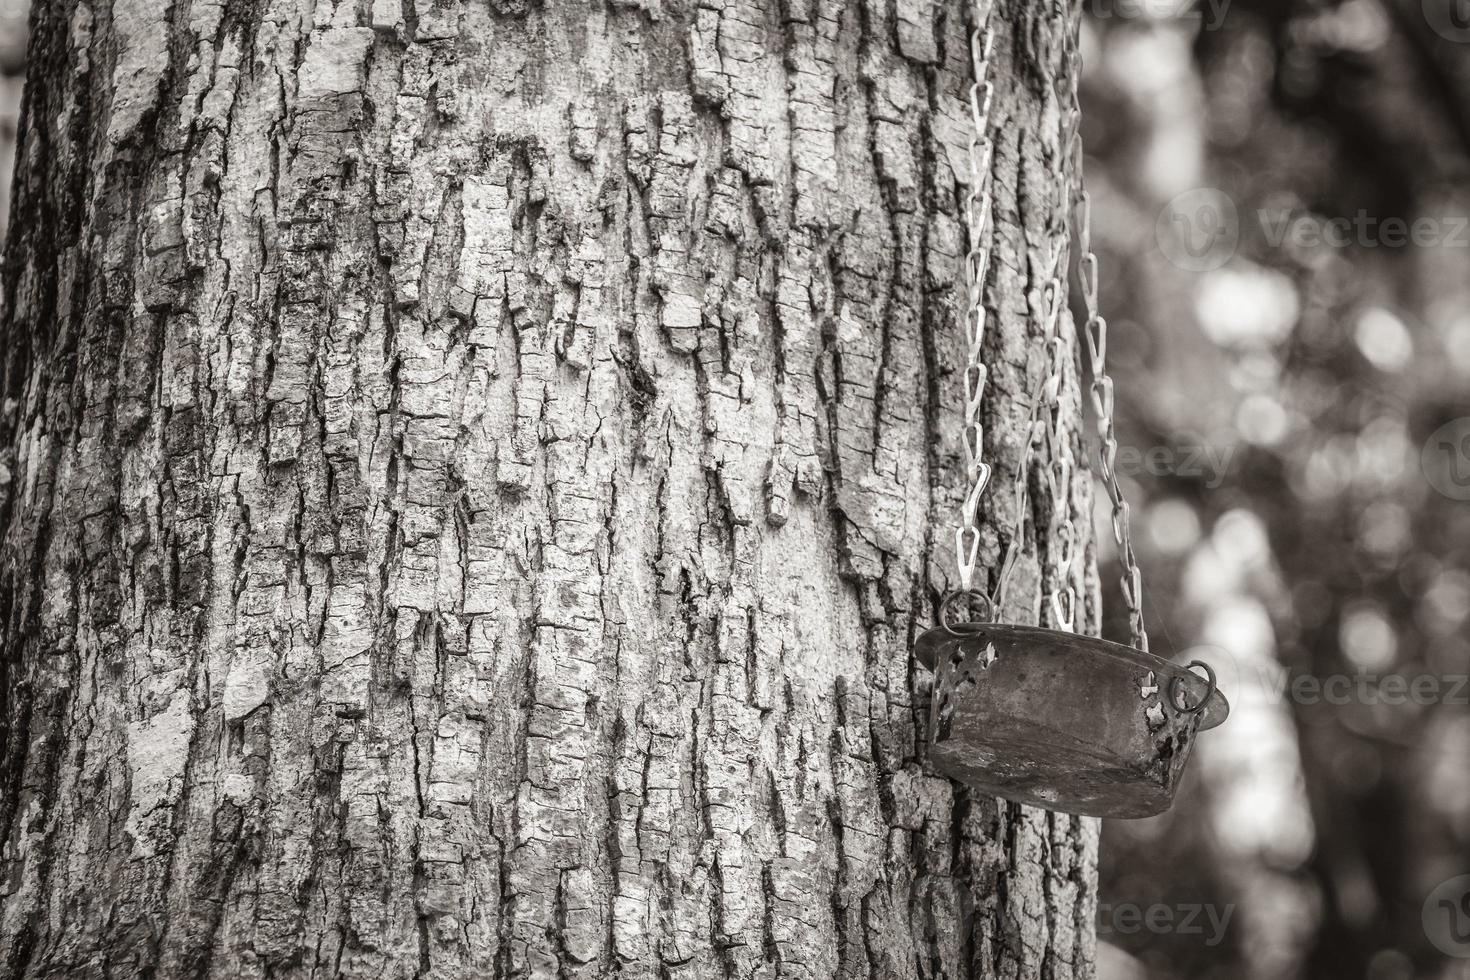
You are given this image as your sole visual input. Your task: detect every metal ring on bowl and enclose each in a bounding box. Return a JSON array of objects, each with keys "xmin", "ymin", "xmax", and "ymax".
[{"xmin": 1169, "ymin": 660, "xmax": 1217, "ymax": 715}]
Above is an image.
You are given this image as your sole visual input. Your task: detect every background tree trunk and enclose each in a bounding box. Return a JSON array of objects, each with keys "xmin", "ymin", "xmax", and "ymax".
[{"xmin": 0, "ymin": 0, "xmax": 1101, "ymax": 976}]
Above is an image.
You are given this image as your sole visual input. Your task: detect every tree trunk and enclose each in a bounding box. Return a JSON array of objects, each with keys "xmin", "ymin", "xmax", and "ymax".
[{"xmin": 0, "ymin": 0, "xmax": 1100, "ymax": 976}]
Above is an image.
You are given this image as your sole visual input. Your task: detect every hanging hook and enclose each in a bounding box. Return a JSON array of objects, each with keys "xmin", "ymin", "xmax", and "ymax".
[{"xmin": 939, "ymin": 589, "xmax": 993, "ymax": 636}]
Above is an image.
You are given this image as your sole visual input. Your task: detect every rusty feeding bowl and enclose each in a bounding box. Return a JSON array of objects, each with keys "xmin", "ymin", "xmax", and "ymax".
[{"xmin": 915, "ymin": 620, "xmax": 1229, "ymax": 819}]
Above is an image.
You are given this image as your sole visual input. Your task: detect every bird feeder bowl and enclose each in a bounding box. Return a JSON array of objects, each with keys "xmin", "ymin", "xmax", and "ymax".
[{"xmin": 915, "ymin": 616, "xmax": 1229, "ymax": 819}]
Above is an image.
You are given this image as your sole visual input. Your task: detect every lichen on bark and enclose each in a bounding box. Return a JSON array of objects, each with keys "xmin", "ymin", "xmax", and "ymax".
[{"xmin": 0, "ymin": 0, "xmax": 1103, "ymax": 977}]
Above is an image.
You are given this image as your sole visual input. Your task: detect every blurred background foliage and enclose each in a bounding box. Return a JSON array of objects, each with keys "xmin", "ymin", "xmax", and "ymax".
[
  {"xmin": 0, "ymin": 0, "xmax": 24, "ymax": 233},
  {"xmin": 0, "ymin": 0, "xmax": 1467, "ymax": 978},
  {"xmin": 1083, "ymin": 1, "xmax": 1470, "ymax": 978}
]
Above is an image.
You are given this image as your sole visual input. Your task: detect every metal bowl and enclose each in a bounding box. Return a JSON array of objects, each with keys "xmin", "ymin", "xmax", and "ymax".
[{"xmin": 915, "ymin": 622, "xmax": 1229, "ymax": 819}]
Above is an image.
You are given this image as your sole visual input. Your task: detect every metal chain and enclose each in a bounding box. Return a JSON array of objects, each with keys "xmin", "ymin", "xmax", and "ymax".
[
  {"xmin": 991, "ymin": 252, "xmax": 1064, "ymax": 617},
  {"xmin": 1066, "ymin": 51, "xmax": 1150, "ymax": 652},
  {"xmin": 1038, "ymin": 283, "xmax": 1078, "ymax": 633},
  {"xmin": 1023, "ymin": 66, "xmax": 1086, "ymax": 636},
  {"xmin": 945, "ymin": 9, "xmax": 1147, "ymax": 653},
  {"xmin": 952, "ymin": 1, "xmax": 1069, "ymax": 624},
  {"xmin": 950, "ymin": 4, "xmax": 1145, "ymax": 653},
  {"xmin": 954, "ymin": 2, "xmax": 998, "ymax": 595}
]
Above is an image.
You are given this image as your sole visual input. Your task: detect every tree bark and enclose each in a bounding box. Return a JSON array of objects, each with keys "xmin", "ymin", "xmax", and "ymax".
[{"xmin": 0, "ymin": 0, "xmax": 1100, "ymax": 977}]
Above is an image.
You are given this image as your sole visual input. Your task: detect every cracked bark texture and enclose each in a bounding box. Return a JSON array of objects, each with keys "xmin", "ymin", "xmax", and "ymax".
[{"xmin": 0, "ymin": 0, "xmax": 1104, "ymax": 977}]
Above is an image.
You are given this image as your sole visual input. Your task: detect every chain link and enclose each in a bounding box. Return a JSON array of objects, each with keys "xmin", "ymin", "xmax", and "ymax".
[
  {"xmin": 954, "ymin": 1, "xmax": 998, "ymax": 593},
  {"xmin": 1066, "ymin": 50, "xmax": 1150, "ymax": 652}
]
